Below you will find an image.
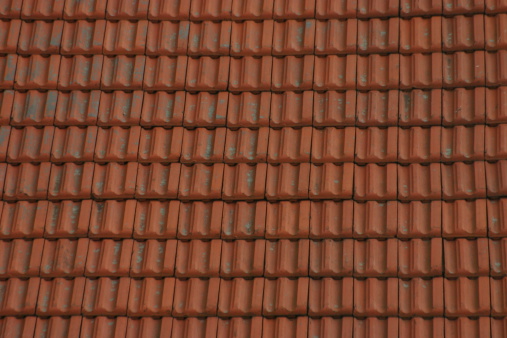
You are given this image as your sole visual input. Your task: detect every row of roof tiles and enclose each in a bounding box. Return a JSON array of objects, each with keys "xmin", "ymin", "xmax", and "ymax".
[
  {"xmin": 0, "ymin": 125, "xmax": 505, "ymax": 163},
  {"xmin": 1, "ymin": 16, "xmax": 507, "ymax": 56},
  {"xmin": 1, "ymin": 53, "xmax": 507, "ymax": 91},
  {"xmin": 2, "ymin": 0, "xmax": 507, "ymax": 19},
  {"xmin": 0, "ymin": 276, "xmax": 504, "ymax": 317},
  {"xmin": 0, "ymin": 161, "xmax": 505, "ymax": 201},
  {"xmin": 1, "ymin": 237, "xmax": 506, "ymax": 278},
  {"xmin": 2, "ymin": 88, "xmax": 507, "ymax": 127},
  {"xmin": 0, "ymin": 316, "xmax": 504, "ymax": 338},
  {"xmin": 0, "ymin": 198, "xmax": 504, "ymax": 239}
]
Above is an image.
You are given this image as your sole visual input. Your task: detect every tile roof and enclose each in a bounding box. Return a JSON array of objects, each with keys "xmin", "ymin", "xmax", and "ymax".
[{"xmin": 0, "ymin": 0, "xmax": 505, "ymax": 336}]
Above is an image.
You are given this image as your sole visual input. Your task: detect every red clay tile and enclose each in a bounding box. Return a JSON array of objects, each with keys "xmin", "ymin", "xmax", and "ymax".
[
  {"xmin": 44, "ymin": 200, "xmax": 92, "ymax": 238},
  {"xmin": 485, "ymin": 14, "xmax": 507, "ymax": 50},
  {"xmin": 400, "ymin": 53, "xmax": 443, "ymax": 89},
  {"xmin": 95, "ymin": 126, "xmax": 140, "ymax": 163},
  {"xmin": 220, "ymin": 239, "xmax": 265, "ymax": 276},
  {"xmin": 315, "ymin": 19, "xmax": 357, "ymax": 55},
  {"xmin": 309, "ymin": 239, "xmax": 353, "ymax": 276},
  {"xmin": 222, "ymin": 164, "xmax": 267, "ymax": 200},
  {"xmin": 148, "ymin": 0, "xmax": 191, "ymax": 20},
  {"xmin": 231, "ymin": 0, "xmax": 274, "ymax": 20},
  {"xmin": 486, "ymin": 160, "xmax": 507, "ymax": 197},
  {"xmin": 127, "ymin": 317, "xmax": 173, "ymax": 337},
  {"xmin": 398, "ymin": 127, "xmax": 441, "ymax": 164},
  {"xmin": 357, "ymin": 90, "xmax": 399, "ymax": 127},
  {"xmin": 188, "ymin": 21, "xmax": 231, "ymax": 56},
  {"xmin": 103, "ymin": 21, "xmax": 147, "ymax": 55},
  {"xmin": 491, "ymin": 278, "xmax": 507, "ymax": 316},
  {"xmin": 179, "ymin": 164, "xmax": 224, "ymax": 200},
  {"xmin": 308, "ymin": 317, "xmax": 353, "ymax": 337},
  {"xmin": 4, "ymin": 163, "xmax": 51, "ymax": 201},
  {"xmin": 265, "ymin": 239, "xmax": 309, "ymax": 276},
  {"xmin": 445, "ymin": 317, "xmax": 490, "ymax": 337},
  {"xmin": 442, "ymin": 199, "xmax": 487, "ymax": 238},
  {"xmin": 143, "ymin": 56, "xmax": 188, "ymax": 91},
  {"xmin": 309, "ymin": 163, "xmax": 354, "ymax": 199},
  {"xmin": 314, "ymin": 55, "xmax": 357, "ymax": 90},
  {"xmin": 34, "ymin": 317, "xmax": 81, "ymax": 337},
  {"xmin": 36, "ymin": 278, "xmax": 85, "ymax": 316},
  {"xmin": 229, "ymin": 56, "xmax": 273, "ymax": 92},
  {"xmin": 218, "ymin": 278, "xmax": 264, "ymax": 316},
  {"xmin": 85, "ymin": 239, "xmax": 133, "ymax": 276},
  {"xmin": 263, "ymin": 277, "xmax": 309, "ymax": 316},
  {"xmin": 0, "ymin": 163, "xmax": 5, "ymax": 200},
  {"xmin": 128, "ymin": 278, "xmax": 175, "ymax": 316},
  {"xmin": 400, "ymin": 0, "xmax": 443, "ymax": 16},
  {"xmin": 0, "ymin": 54, "xmax": 17, "ymax": 89},
  {"xmin": 399, "ymin": 238, "xmax": 443, "ymax": 277},
  {"xmin": 178, "ymin": 201, "xmax": 223, "ymax": 239},
  {"xmin": 224, "ymin": 128, "xmax": 269, "ymax": 163},
  {"xmin": 444, "ymin": 238, "xmax": 489, "ymax": 277},
  {"xmin": 357, "ymin": 0, "xmax": 399, "ymax": 18},
  {"xmin": 399, "ymin": 89, "xmax": 441, "ymax": 127},
  {"xmin": 60, "ymin": 20, "xmax": 106, "ymax": 55},
  {"xmin": 355, "ymin": 127, "xmax": 397, "ymax": 163},
  {"xmin": 263, "ymin": 317, "xmax": 308, "ymax": 338},
  {"xmin": 399, "ymin": 278, "xmax": 444, "ymax": 317},
  {"xmin": 64, "ymin": 0, "xmax": 107, "ymax": 19},
  {"xmin": 443, "ymin": 51, "xmax": 486, "ymax": 88},
  {"xmin": 272, "ymin": 56, "xmax": 314, "ymax": 91},
  {"xmin": 7, "ymin": 126, "xmax": 54, "ymax": 163},
  {"xmin": 441, "ymin": 125, "xmax": 485, "ymax": 161},
  {"xmin": 0, "ymin": 278, "xmax": 40, "ymax": 316},
  {"xmin": 135, "ymin": 163, "xmax": 181, "ymax": 199},
  {"xmin": 0, "ymin": 239, "xmax": 43, "ymax": 278},
  {"xmin": 442, "ymin": 161, "xmax": 487, "ymax": 199},
  {"xmin": 444, "ymin": 277, "xmax": 490, "ymax": 316},
  {"xmin": 358, "ymin": 18, "xmax": 399, "ymax": 54},
  {"xmin": 82, "ymin": 277, "xmax": 130, "ymax": 316},
  {"xmin": 51, "ymin": 126, "xmax": 97, "ymax": 163},
  {"xmin": 443, "ymin": 0, "xmax": 485, "ymax": 15},
  {"xmin": 266, "ymin": 163, "xmax": 311, "ymax": 200},
  {"xmin": 443, "ymin": 87, "xmax": 485, "ymax": 126},
  {"xmin": 398, "ymin": 201, "xmax": 442, "ymax": 238},
  {"xmin": 172, "ymin": 278, "xmax": 220, "ymax": 316},
  {"xmin": 89, "ymin": 200, "xmax": 135, "ymax": 238},
  {"xmin": 315, "ymin": 0, "xmax": 357, "ymax": 18},
  {"xmin": 138, "ymin": 127, "xmax": 183, "ymax": 163},
  {"xmin": 400, "ymin": 17, "xmax": 442, "ymax": 53},
  {"xmin": 186, "ymin": 57, "xmax": 230, "ymax": 91},
  {"xmin": 54, "ymin": 91, "xmax": 99, "ymax": 126},
  {"xmin": 400, "ymin": 318, "xmax": 444, "ymax": 338},
  {"xmin": 101, "ymin": 56, "xmax": 145, "ymax": 90},
  {"xmin": 15, "ymin": 55, "xmax": 60, "ymax": 90},
  {"xmin": 354, "ymin": 163, "xmax": 397, "ymax": 200},
  {"xmin": 58, "ymin": 55, "xmax": 103, "ymax": 90},
  {"xmin": 190, "ymin": 0, "xmax": 233, "ymax": 20},
  {"xmin": 48, "ymin": 163, "xmax": 94, "ymax": 200},
  {"xmin": 0, "ymin": 201, "xmax": 47, "ymax": 239},
  {"xmin": 92, "ymin": 163, "xmax": 137, "ymax": 199},
  {"xmin": 273, "ymin": 0, "xmax": 315, "ymax": 19},
  {"xmin": 443, "ymin": 15, "xmax": 485, "ymax": 52},
  {"xmin": 40, "ymin": 238, "xmax": 88, "ymax": 277},
  {"xmin": 354, "ymin": 201, "xmax": 397, "ymax": 238},
  {"xmin": 0, "ymin": 0, "xmax": 22, "ymax": 18},
  {"xmin": 255, "ymin": 216, "xmax": 292, "ymax": 243},
  {"xmin": 80, "ymin": 317, "xmax": 127, "ymax": 337},
  {"xmin": 268, "ymin": 127, "xmax": 311, "ymax": 163},
  {"xmin": 490, "ymin": 238, "xmax": 507, "ymax": 276},
  {"xmin": 184, "ymin": 128, "xmax": 226, "ymax": 163},
  {"xmin": 141, "ymin": 91, "xmax": 185, "ymax": 127},
  {"xmin": 398, "ymin": 163, "xmax": 442, "ymax": 201},
  {"xmin": 230, "ymin": 20, "xmax": 274, "ymax": 56},
  {"xmin": 314, "ymin": 91, "xmax": 356, "ymax": 127},
  {"xmin": 354, "ymin": 239, "xmax": 398, "ymax": 277},
  {"xmin": 221, "ymin": 201, "xmax": 267, "ymax": 239},
  {"xmin": 486, "ymin": 124, "xmax": 507, "ymax": 160},
  {"xmin": 133, "ymin": 201, "xmax": 179, "ymax": 239},
  {"xmin": 18, "ymin": 21, "xmax": 63, "ymax": 55},
  {"xmin": 357, "ymin": 54, "xmax": 400, "ymax": 90},
  {"xmin": 487, "ymin": 50, "xmax": 507, "ymax": 86},
  {"xmin": 98, "ymin": 91, "xmax": 143, "ymax": 127},
  {"xmin": 227, "ymin": 92, "xmax": 270, "ymax": 127},
  {"xmin": 310, "ymin": 200, "xmax": 354, "ymax": 238},
  {"xmin": 270, "ymin": 91, "xmax": 312, "ymax": 127},
  {"xmin": 146, "ymin": 21, "xmax": 189, "ymax": 56},
  {"xmin": 106, "ymin": 0, "xmax": 148, "ymax": 19},
  {"xmin": 311, "ymin": 127, "xmax": 355, "ymax": 163},
  {"xmin": 354, "ymin": 278, "xmax": 398, "ymax": 316},
  {"xmin": 273, "ymin": 20, "xmax": 315, "ymax": 55},
  {"xmin": 0, "ymin": 90, "xmax": 14, "ymax": 124},
  {"xmin": 171, "ymin": 318, "xmax": 218, "ymax": 336},
  {"xmin": 21, "ymin": 0, "xmax": 64, "ymax": 19},
  {"xmin": 308, "ymin": 278, "xmax": 353, "ymax": 316},
  {"xmin": 184, "ymin": 92, "xmax": 228, "ymax": 127},
  {"xmin": 486, "ymin": 87, "xmax": 507, "ymax": 124}
]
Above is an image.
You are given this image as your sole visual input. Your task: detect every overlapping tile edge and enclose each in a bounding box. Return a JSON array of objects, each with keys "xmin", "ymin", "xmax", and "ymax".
[{"xmin": 0, "ymin": 0, "xmax": 506, "ymax": 336}]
